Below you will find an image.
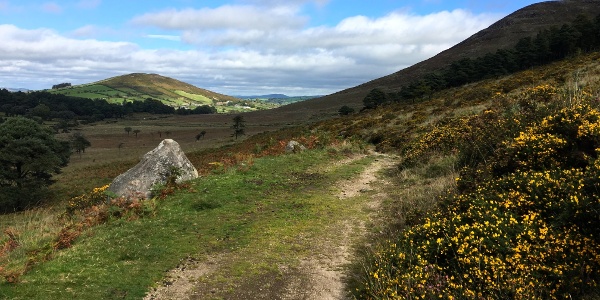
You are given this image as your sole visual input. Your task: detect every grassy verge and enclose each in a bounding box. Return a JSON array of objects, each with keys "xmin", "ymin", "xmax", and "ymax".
[{"xmin": 0, "ymin": 147, "xmax": 375, "ymax": 299}]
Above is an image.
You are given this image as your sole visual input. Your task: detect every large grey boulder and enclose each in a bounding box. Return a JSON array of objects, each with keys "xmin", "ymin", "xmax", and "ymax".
[{"xmin": 108, "ymin": 139, "xmax": 198, "ymax": 199}]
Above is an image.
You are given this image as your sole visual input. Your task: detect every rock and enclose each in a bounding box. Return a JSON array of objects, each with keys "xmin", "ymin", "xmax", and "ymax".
[
  {"xmin": 285, "ymin": 140, "xmax": 306, "ymax": 153},
  {"xmin": 108, "ymin": 139, "xmax": 198, "ymax": 199}
]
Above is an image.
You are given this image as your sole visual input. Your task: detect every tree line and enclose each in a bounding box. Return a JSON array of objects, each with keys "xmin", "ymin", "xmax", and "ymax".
[
  {"xmin": 365, "ymin": 13, "xmax": 600, "ymax": 108},
  {"xmin": 0, "ymin": 89, "xmax": 217, "ymax": 124}
]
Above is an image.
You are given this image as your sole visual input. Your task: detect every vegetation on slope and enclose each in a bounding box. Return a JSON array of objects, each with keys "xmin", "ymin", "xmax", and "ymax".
[
  {"xmin": 51, "ymin": 73, "xmax": 234, "ymax": 107},
  {"xmin": 348, "ymin": 53, "xmax": 600, "ymax": 298},
  {"xmin": 0, "ymin": 126, "xmax": 370, "ymax": 298},
  {"xmin": 0, "ymin": 89, "xmax": 216, "ymax": 130},
  {"xmin": 284, "ymin": 1, "xmax": 600, "ymax": 115},
  {"xmin": 384, "ymin": 13, "xmax": 600, "ymax": 104},
  {"xmin": 48, "ymin": 73, "xmax": 279, "ymax": 113},
  {"xmin": 3, "ymin": 51, "xmax": 593, "ymax": 299},
  {"xmin": 2, "ymin": 11, "xmax": 600, "ymax": 299}
]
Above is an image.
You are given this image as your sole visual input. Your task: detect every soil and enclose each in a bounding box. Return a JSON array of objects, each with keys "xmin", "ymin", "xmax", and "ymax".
[{"xmin": 144, "ymin": 153, "xmax": 396, "ymax": 300}]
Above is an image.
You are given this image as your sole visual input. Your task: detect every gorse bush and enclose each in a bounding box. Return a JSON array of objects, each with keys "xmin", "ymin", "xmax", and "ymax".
[
  {"xmin": 356, "ymin": 88, "xmax": 600, "ymax": 299},
  {"xmin": 66, "ymin": 185, "xmax": 110, "ymax": 215}
]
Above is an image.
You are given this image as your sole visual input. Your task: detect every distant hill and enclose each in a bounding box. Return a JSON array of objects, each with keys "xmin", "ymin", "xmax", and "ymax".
[
  {"xmin": 1, "ymin": 88, "xmax": 31, "ymax": 93},
  {"xmin": 267, "ymin": 0, "xmax": 600, "ymax": 119},
  {"xmin": 49, "ymin": 73, "xmax": 240, "ymax": 110},
  {"xmin": 237, "ymin": 94, "xmax": 321, "ymax": 106}
]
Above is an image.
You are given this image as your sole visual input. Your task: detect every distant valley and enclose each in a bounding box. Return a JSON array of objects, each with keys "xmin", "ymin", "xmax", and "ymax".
[{"xmin": 236, "ymin": 94, "xmax": 321, "ymax": 105}]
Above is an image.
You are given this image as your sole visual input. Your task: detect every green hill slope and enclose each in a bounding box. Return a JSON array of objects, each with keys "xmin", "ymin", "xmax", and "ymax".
[
  {"xmin": 49, "ymin": 73, "xmax": 248, "ymax": 111},
  {"xmin": 268, "ymin": 0, "xmax": 600, "ymax": 118}
]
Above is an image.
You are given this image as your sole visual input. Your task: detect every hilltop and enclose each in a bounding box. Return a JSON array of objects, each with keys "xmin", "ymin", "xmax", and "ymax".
[
  {"xmin": 268, "ymin": 0, "xmax": 600, "ymax": 118},
  {"xmin": 97, "ymin": 73, "xmax": 238, "ymax": 105},
  {"xmin": 48, "ymin": 73, "xmax": 277, "ymax": 113}
]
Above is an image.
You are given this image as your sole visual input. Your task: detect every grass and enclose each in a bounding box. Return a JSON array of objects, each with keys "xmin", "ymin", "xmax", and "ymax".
[
  {"xmin": 52, "ymin": 83, "xmax": 280, "ymax": 113},
  {"xmin": 48, "ymin": 73, "xmax": 284, "ymax": 113},
  {"xmin": 173, "ymin": 90, "xmax": 213, "ymax": 105},
  {"xmin": 371, "ymin": 154, "xmax": 458, "ymax": 239},
  {"xmin": 50, "ymin": 84, "xmax": 138, "ymax": 100},
  {"xmin": 4, "ymin": 51, "xmax": 600, "ymax": 299},
  {"xmin": 0, "ymin": 146, "xmax": 376, "ymax": 299}
]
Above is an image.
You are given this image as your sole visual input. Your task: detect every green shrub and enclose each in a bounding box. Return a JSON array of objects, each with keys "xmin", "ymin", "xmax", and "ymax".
[
  {"xmin": 0, "ymin": 117, "xmax": 71, "ymax": 212},
  {"xmin": 66, "ymin": 185, "xmax": 110, "ymax": 215},
  {"xmin": 356, "ymin": 90, "xmax": 600, "ymax": 299}
]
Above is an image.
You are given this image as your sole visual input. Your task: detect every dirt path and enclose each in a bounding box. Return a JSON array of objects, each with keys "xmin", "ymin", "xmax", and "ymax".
[{"xmin": 144, "ymin": 153, "xmax": 396, "ymax": 300}]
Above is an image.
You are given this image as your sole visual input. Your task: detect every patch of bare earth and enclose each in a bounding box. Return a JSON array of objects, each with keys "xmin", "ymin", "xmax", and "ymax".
[{"xmin": 144, "ymin": 153, "xmax": 396, "ymax": 300}]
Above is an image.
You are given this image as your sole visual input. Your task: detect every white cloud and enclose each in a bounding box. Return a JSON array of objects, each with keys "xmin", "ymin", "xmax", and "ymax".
[
  {"xmin": 174, "ymin": 8, "xmax": 498, "ymax": 68},
  {"xmin": 0, "ymin": 5, "xmax": 500, "ymax": 95},
  {"xmin": 131, "ymin": 5, "xmax": 306, "ymax": 31},
  {"xmin": 0, "ymin": 25, "xmax": 137, "ymax": 61},
  {"xmin": 206, "ymin": 10, "xmax": 497, "ymax": 48}
]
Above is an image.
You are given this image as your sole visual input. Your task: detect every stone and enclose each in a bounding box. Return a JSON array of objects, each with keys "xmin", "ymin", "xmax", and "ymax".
[
  {"xmin": 285, "ymin": 140, "xmax": 306, "ymax": 153},
  {"xmin": 108, "ymin": 139, "xmax": 198, "ymax": 199}
]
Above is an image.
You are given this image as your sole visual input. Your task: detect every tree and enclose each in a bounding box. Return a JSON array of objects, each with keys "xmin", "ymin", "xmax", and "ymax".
[
  {"xmin": 55, "ymin": 110, "xmax": 77, "ymax": 121},
  {"xmin": 30, "ymin": 104, "xmax": 51, "ymax": 121},
  {"xmin": 363, "ymin": 88, "xmax": 387, "ymax": 109},
  {"xmin": 0, "ymin": 117, "xmax": 70, "ymax": 211},
  {"xmin": 572, "ymin": 14, "xmax": 595, "ymax": 52},
  {"xmin": 70, "ymin": 132, "xmax": 91, "ymax": 157},
  {"xmin": 195, "ymin": 130, "xmax": 207, "ymax": 141},
  {"xmin": 231, "ymin": 115, "xmax": 246, "ymax": 139},
  {"xmin": 515, "ymin": 36, "xmax": 537, "ymax": 68},
  {"xmin": 124, "ymin": 127, "xmax": 132, "ymax": 136},
  {"xmin": 133, "ymin": 129, "xmax": 141, "ymax": 138},
  {"xmin": 192, "ymin": 105, "xmax": 217, "ymax": 114},
  {"xmin": 338, "ymin": 105, "xmax": 355, "ymax": 116},
  {"xmin": 51, "ymin": 83, "xmax": 72, "ymax": 89},
  {"xmin": 549, "ymin": 24, "xmax": 580, "ymax": 59}
]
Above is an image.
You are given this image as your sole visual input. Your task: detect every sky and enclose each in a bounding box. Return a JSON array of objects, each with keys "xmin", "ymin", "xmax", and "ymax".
[{"xmin": 0, "ymin": 0, "xmax": 545, "ymax": 96}]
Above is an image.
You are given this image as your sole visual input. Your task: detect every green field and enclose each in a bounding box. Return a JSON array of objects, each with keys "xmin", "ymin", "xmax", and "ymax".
[
  {"xmin": 49, "ymin": 78, "xmax": 281, "ymax": 112},
  {"xmin": 173, "ymin": 90, "xmax": 213, "ymax": 105}
]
